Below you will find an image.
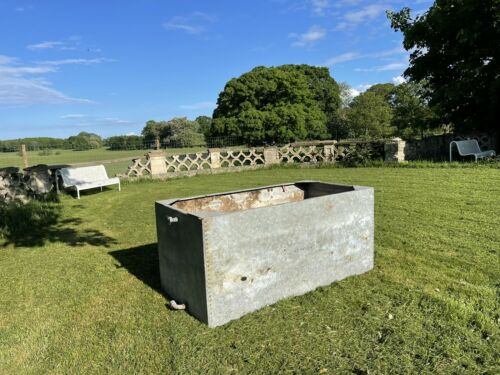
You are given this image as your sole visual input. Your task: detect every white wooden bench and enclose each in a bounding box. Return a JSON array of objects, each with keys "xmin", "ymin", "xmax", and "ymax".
[
  {"xmin": 449, "ymin": 140, "xmax": 496, "ymax": 162},
  {"xmin": 57, "ymin": 165, "xmax": 121, "ymax": 199}
]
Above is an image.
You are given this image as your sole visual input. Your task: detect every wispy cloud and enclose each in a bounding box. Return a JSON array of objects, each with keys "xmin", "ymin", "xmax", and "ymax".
[
  {"xmin": 0, "ymin": 65, "xmax": 56, "ymax": 76},
  {"xmin": 358, "ymin": 83, "xmax": 373, "ymax": 91},
  {"xmin": 290, "ymin": 25, "xmax": 326, "ymax": 47},
  {"xmin": 323, "ymin": 47, "xmax": 406, "ymax": 67},
  {"xmin": 61, "ymin": 114, "xmax": 86, "ymax": 119},
  {"xmin": 40, "ymin": 58, "xmax": 115, "ymax": 66},
  {"xmin": 180, "ymin": 101, "xmax": 216, "ymax": 110},
  {"xmin": 0, "ymin": 76, "xmax": 92, "ymax": 105},
  {"xmin": 323, "ymin": 52, "xmax": 360, "ymax": 66},
  {"xmin": 15, "ymin": 5, "xmax": 34, "ymax": 12},
  {"xmin": 311, "ymin": 0, "xmax": 330, "ymax": 15},
  {"xmin": 355, "ymin": 62, "xmax": 407, "ymax": 72},
  {"xmin": 0, "ymin": 56, "xmax": 93, "ymax": 105},
  {"xmin": 163, "ymin": 12, "xmax": 214, "ymax": 35},
  {"xmin": 348, "ymin": 83, "xmax": 373, "ymax": 98},
  {"xmin": 103, "ymin": 117, "xmax": 130, "ymax": 124},
  {"xmin": 27, "ymin": 36, "xmax": 84, "ymax": 51},
  {"xmin": 61, "ymin": 115, "xmax": 131, "ymax": 124},
  {"xmin": 372, "ymin": 46, "xmax": 406, "ymax": 58},
  {"xmin": 336, "ymin": 4, "xmax": 386, "ymax": 30},
  {"xmin": 27, "ymin": 41, "xmax": 67, "ymax": 50},
  {"xmin": 392, "ymin": 75, "xmax": 406, "ymax": 85},
  {"xmin": 0, "ymin": 55, "xmax": 17, "ymax": 65}
]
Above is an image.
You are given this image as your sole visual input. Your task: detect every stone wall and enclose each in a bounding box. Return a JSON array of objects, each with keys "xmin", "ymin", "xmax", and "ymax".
[
  {"xmin": 124, "ymin": 139, "xmax": 397, "ymax": 179},
  {"xmin": 0, "ymin": 165, "xmax": 54, "ymax": 204}
]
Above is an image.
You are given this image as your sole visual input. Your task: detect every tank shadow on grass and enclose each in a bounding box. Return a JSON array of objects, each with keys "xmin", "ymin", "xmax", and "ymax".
[
  {"xmin": 109, "ymin": 243, "xmax": 163, "ymax": 294},
  {"xmin": 0, "ymin": 201, "xmax": 117, "ymax": 248}
]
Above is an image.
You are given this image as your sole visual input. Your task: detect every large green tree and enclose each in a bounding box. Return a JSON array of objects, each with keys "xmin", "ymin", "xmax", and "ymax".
[
  {"xmin": 67, "ymin": 132, "xmax": 102, "ymax": 151},
  {"xmin": 391, "ymin": 81, "xmax": 437, "ymax": 138},
  {"xmin": 195, "ymin": 116, "xmax": 213, "ymax": 138},
  {"xmin": 210, "ymin": 64, "xmax": 341, "ymax": 144},
  {"xmin": 388, "ymin": 1, "xmax": 500, "ymax": 133},
  {"xmin": 346, "ymin": 87, "xmax": 395, "ymax": 139},
  {"xmin": 141, "ymin": 120, "xmax": 170, "ymax": 144},
  {"xmin": 141, "ymin": 118, "xmax": 205, "ymax": 147}
]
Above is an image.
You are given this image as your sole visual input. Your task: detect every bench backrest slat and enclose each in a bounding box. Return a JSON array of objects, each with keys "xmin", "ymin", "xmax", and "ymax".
[
  {"xmin": 454, "ymin": 140, "xmax": 481, "ymax": 155},
  {"xmin": 60, "ymin": 165, "xmax": 109, "ymax": 187}
]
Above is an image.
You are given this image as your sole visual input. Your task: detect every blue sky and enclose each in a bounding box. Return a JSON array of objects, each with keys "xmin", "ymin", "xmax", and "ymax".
[{"xmin": 0, "ymin": 0, "xmax": 432, "ymax": 140}]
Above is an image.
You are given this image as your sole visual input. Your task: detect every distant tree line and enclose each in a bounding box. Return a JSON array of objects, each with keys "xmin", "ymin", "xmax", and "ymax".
[
  {"xmin": 0, "ymin": 132, "xmax": 104, "ymax": 152},
  {"xmin": 107, "ymin": 116, "xmax": 213, "ymax": 150}
]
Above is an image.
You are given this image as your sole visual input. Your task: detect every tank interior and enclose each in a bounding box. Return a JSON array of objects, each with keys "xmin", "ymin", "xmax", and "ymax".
[{"xmin": 171, "ymin": 182, "xmax": 354, "ymax": 214}]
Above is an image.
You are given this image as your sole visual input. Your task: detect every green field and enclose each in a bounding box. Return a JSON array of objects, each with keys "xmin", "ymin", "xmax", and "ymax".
[
  {"xmin": 0, "ymin": 147, "xmax": 206, "ymax": 177},
  {"xmin": 0, "ymin": 165, "xmax": 499, "ymax": 374}
]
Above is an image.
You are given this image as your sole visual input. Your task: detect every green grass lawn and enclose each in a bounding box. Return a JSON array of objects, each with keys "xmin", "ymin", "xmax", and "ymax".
[
  {"xmin": 0, "ymin": 166, "xmax": 499, "ymax": 374},
  {"xmin": 0, "ymin": 147, "xmax": 207, "ymax": 177}
]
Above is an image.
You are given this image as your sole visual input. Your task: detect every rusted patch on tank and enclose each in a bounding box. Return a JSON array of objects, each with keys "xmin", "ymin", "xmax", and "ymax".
[{"xmin": 173, "ymin": 185, "xmax": 305, "ymax": 213}]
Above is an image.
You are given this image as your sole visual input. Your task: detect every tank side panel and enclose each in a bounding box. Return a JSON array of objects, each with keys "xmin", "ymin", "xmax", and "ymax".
[
  {"xmin": 203, "ymin": 188, "xmax": 374, "ymax": 327},
  {"xmin": 155, "ymin": 203, "xmax": 208, "ymax": 323}
]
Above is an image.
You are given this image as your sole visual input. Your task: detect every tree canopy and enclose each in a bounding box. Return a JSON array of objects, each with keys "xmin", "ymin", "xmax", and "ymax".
[
  {"xmin": 388, "ymin": 0, "xmax": 500, "ymax": 133},
  {"xmin": 346, "ymin": 85, "xmax": 395, "ymax": 139},
  {"xmin": 141, "ymin": 117, "xmax": 204, "ymax": 147},
  {"xmin": 67, "ymin": 132, "xmax": 102, "ymax": 151},
  {"xmin": 209, "ymin": 64, "xmax": 341, "ymax": 144}
]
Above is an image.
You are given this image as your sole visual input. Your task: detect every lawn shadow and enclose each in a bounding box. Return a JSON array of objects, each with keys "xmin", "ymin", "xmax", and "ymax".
[
  {"xmin": 109, "ymin": 243, "xmax": 162, "ymax": 294},
  {"xmin": 0, "ymin": 202, "xmax": 117, "ymax": 248}
]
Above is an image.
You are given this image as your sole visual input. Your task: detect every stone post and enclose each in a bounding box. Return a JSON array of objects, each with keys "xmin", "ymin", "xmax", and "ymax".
[
  {"xmin": 147, "ymin": 150, "xmax": 167, "ymax": 176},
  {"xmin": 384, "ymin": 137, "xmax": 406, "ymax": 162},
  {"xmin": 263, "ymin": 147, "xmax": 279, "ymax": 165},
  {"xmin": 323, "ymin": 142, "xmax": 336, "ymax": 162},
  {"xmin": 209, "ymin": 148, "xmax": 221, "ymax": 169},
  {"xmin": 21, "ymin": 144, "xmax": 28, "ymax": 168}
]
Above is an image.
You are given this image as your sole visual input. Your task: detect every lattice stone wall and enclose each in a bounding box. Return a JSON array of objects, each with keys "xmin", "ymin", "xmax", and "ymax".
[
  {"xmin": 165, "ymin": 152, "xmax": 211, "ymax": 172},
  {"xmin": 278, "ymin": 145, "xmax": 329, "ymax": 163},
  {"xmin": 123, "ymin": 139, "xmax": 398, "ymax": 179},
  {"xmin": 219, "ymin": 149, "xmax": 265, "ymax": 167},
  {"xmin": 126, "ymin": 157, "xmax": 151, "ymax": 178}
]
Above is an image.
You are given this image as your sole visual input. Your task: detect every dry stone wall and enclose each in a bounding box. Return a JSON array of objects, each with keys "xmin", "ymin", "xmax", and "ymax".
[{"xmin": 0, "ymin": 165, "xmax": 55, "ymax": 204}]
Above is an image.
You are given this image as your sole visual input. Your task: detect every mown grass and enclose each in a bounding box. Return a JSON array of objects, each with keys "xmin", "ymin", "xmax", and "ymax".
[{"xmin": 0, "ymin": 166, "xmax": 499, "ymax": 374}]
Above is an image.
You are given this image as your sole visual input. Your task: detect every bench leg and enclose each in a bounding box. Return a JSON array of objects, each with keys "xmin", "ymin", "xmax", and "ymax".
[
  {"xmin": 118, "ymin": 182, "xmax": 121, "ymax": 192},
  {"xmin": 76, "ymin": 188, "xmax": 80, "ymax": 199},
  {"xmin": 100, "ymin": 186, "xmax": 103, "ymax": 191}
]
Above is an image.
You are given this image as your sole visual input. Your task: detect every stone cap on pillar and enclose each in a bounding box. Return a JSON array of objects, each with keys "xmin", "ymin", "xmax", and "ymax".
[{"xmin": 147, "ymin": 150, "xmax": 166, "ymax": 159}]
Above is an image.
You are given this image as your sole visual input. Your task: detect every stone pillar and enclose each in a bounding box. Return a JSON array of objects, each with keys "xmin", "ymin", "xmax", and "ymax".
[
  {"xmin": 209, "ymin": 148, "xmax": 221, "ymax": 169},
  {"xmin": 21, "ymin": 144, "xmax": 28, "ymax": 168},
  {"xmin": 323, "ymin": 142, "xmax": 336, "ymax": 162},
  {"xmin": 147, "ymin": 151, "xmax": 167, "ymax": 176},
  {"xmin": 384, "ymin": 137, "xmax": 406, "ymax": 162},
  {"xmin": 263, "ymin": 147, "xmax": 279, "ymax": 165}
]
